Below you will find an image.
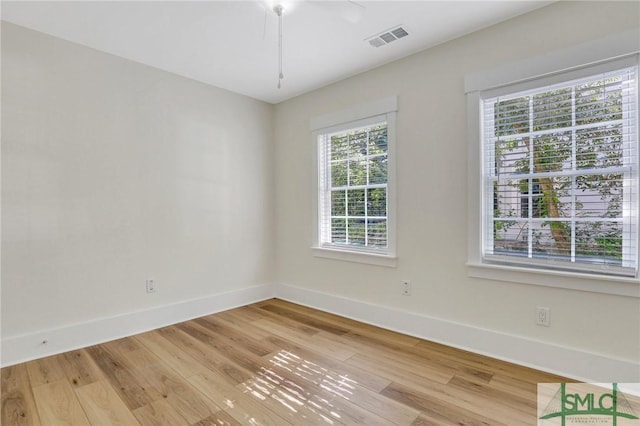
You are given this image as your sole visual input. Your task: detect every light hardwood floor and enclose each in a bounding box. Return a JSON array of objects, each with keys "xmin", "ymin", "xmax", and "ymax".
[{"xmin": 2, "ymin": 298, "xmax": 572, "ymax": 425}]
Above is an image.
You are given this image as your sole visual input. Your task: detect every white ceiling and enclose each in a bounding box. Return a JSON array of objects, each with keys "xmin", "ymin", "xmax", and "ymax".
[{"xmin": 2, "ymin": 1, "xmax": 553, "ymax": 104}]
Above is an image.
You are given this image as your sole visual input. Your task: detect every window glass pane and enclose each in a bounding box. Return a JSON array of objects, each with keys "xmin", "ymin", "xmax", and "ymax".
[
  {"xmin": 575, "ymin": 221, "xmax": 623, "ymax": 264},
  {"xmin": 349, "ymin": 159, "xmax": 367, "ymax": 186},
  {"xmin": 494, "ymin": 178, "xmax": 523, "ymax": 219},
  {"xmin": 331, "ymin": 218, "xmax": 346, "ymax": 244},
  {"xmin": 495, "ymin": 137, "xmax": 530, "ymax": 174},
  {"xmin": 369, "ymin": 157, "xmax": 387, "ymax": 184},
  {"xmin": 575, "ymin": 174, "xmax": 623, "ymax": 218},
  {"xmin": 576, "ymin": 124, "xmax": 623, "ymax": 169},
  {"xmin": 533, "ymin": 176, "xmax": 572, "ymax": 218},
  {"xmin": 494, "ymin": 96, "xmax": 530, "ymax": 136},
  {"xmin": 368, "ymin": 126, "xmax": 388, "ymax": 154},
  {"xmin": 348, "ymin": 219, "xmax": 366, "ymax": 246},
  {"xmin": 493, "ymin": 221, "xmax": 529, "ymax": 255},
  {"xmin": 367, "ymin": 219, "xmax": 387, "ymax": 247},
  {"xmin": 331, "ymin": 135, "xmax": 348, "ymax": 161},
  {"xmin": 331, "ymin": 190, "xmax": 346, "ymax": 216},
  {"xmin": 367, "ymin": 188, "xmax": 386, "ymax": 216},
  {"xmin": 520, "ymin": 180, "xmax": 543, "ymax": 218},
  {"xmin": 531, "ymin": 223, "xmax": 571, "ymax": 258},
  {"xmin": 532, "ymin": 132, "xmax": 572, "ymax": 173},
  {"xmin": 533, "ymin": 88, "xmax": 572, "ymax": 131},
  {"xmin": 575, "ymin": 76, "xmax": 623, "ymax": 125},
  {"xmin": 348, "ymin": 130, "xmax": 368, "ymax": 157},
  {"xmin": 331, "ymin": 161, "xmax": 347, "ymax": 187},
  {"xmin": 347, "ymin": 189, "xmax": 365, "ymax": 216}
]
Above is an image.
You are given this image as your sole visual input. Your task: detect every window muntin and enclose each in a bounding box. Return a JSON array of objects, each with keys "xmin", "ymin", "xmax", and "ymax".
[
  {"xmin": 482, "ymin": 66, "xmax": 638, "ymax": 276},
  {"xmin": 318, "ymin": 120, "xmax": 389, "ymax": 252}
]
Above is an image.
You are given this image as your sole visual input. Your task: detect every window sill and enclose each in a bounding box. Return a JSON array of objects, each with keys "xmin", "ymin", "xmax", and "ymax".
[
  {"xmin": 467, "ymin": 262, "xmax": 640, "ymax": 297},
  {"xmin": 312, "ymin": 247, "xmax": 397, "ymax": 268}
]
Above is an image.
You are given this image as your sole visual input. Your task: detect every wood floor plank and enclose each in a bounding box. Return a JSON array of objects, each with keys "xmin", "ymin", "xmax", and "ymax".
[
  {"xmin": 194, "ymin": 316, "xmax": 279, "ymax": 357},
  {"xmin": 74, "ymin": 380, "xmax": 141, "ymax": 425},
  {"xmin": 258, "ymin": 303, "xmax": 351, "ymax": 336},
  {"xmin": 244, "ymin": 352, "xmax": 391, "ymax": 425},
  {"xmin": 25, "ymin": 355, "xmax": 66, "ymax": 388},
  {"xmin": 188, "ymin": 373, "xmax": 294, "ymax": 426},
  {"xmin": 123, "ymin": 348, "xmax": 224, "ymax": 424},
  {"xmin": 1, "ymin": 364, "xmax": 41, "ymax": 426},
  {"xmin": 175, "ymin": 322, "xmax": 266, "ymax": 381},
  {"xmin": 249, "ymin": 306, "xmax": 321, "ymax": 337},
  {"xmin": 85, "ymin": 344, "xmax": 160, "ymax": 410},
  {"xmin": 446, "ymin": 375, "xmax": 535, "ymax": 420},
  {"xmin": 381, "ymin": 381, "xmax": 507, "ymax": 426},
  {"xmin": 180, "ymin": 320, "xmax": 381, "ymax": 425},
  {"xmin": 410, "ymin": 413, "xmax": 449, "ymax": 426},
  {"xmin": 192, "ymin": 410, "xmax": 243, "ymax": 426},
  {"xmin": 257, "ymin": 344, "xmax": 422, "ymax": 425},
  {"xmin": 236, "ymin": 376, "xmax": 347, "ymax": 425},
  {"xmin": 2, "ymin": 299, "xmax": 572, "ymax": 426},
  {"xmin": 346, "ymin": 343, "xmax": 457, "ymax": 385},
  {"xmin": 156, "ymin": 326, "xmax": 254, "ymax": 386},
  {"xmin": 59, "ymin": 349, "xmax": 106, "ymax": 388},
  {"xmin": 253, "ymin": 317, "xmax": 354, "ymax": 362},
  {"xmin": 335, "ymin": 379, "xmax": 421, "ymax": 425},
  {"xmin": 32, "ymin": 379, "xmax": 90, "ymax": 425},
  {"xmin": 224, "ymin": 305, "xmax": 272, "ymax": 322},
  {"xmin": 266, "ymin": 299, "xmax": 420, "ymax": 347},
  {"xmin": 132, "ymin": 398, "xmax": 190, "ymax": 426},
  {"xmin": 213, "ymin": 310, "xmax": 278, "ymax": 341},
  {"xmin": 304, "ymin": 330, "xmax": 357, "ymax": 361},
  {"xmin": 134, "ymin": 330, "xmax": 213, "ymax": 379},
  {"xmin": 261, "ymin": 334, "xmax": 392, "ymax": 393},
  {"xmin": 346, "ymin": 352, "xmax": 453, "ymax": 390},
  {"xmin": 413, "ymin": 339, "xmax": 569, "ymax": 385}
]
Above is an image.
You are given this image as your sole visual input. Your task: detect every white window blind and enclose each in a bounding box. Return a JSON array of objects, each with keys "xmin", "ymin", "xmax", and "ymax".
[
  {"xmin": 482, "ymin": 65, "xmax": 638, "ymax": 276},
  {"xmin": 317, "ymin": 117, "xmax": 389, "ymax": 253}
]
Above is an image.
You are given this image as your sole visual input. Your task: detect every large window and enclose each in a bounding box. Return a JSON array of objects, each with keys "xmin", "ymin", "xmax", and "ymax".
[
  {"xmin": 319, "ymin": 121, "xmax": 388, "ymax": 248},
  {"xmin": 482, "ymin": 64, "xmax": 638, "ymax": 277},
  {"xmin": 311, "ymin": 97, "xmax": 397, "ymax": 266}
]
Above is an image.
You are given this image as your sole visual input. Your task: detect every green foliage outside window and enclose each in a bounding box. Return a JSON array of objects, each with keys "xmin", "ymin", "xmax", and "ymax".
[
  {"xmin": 492, "ymin": 76, "xmax": 626, "ymax": 263},
  {"xmin": 328, "ymin": 125, "xmax": 388, "ymax": 248}
]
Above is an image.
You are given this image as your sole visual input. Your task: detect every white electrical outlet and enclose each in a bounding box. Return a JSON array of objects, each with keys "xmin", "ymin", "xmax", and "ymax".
[
  {"xmin": 402, "ymin": 280, "xmax": 411, "ymax": 296},
  {"xmin": 536, "ymin": 306, "xmax": 550, "ymax": 326},
  {"xmin": 146, "ymin": 279, "xmax": 156, "ymax": 293}
]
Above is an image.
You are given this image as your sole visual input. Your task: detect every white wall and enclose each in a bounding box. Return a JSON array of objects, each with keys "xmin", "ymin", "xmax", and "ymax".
[
  {"xmin": 274, "ymin": 2, "xmax": 640, "ymax": 380},
  {"xmin": 1, "ymin": 22, "xmax": 274, "ymax": 362}
]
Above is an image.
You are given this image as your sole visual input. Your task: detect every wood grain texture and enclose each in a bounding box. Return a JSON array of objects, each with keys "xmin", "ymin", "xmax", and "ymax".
[
  {"xmin": 74, "ymin": 380, "xmax": 141, "ymax": 425},
  {"xmin": 1, "ymin": 364, "xmax": 41, "ymax": 425},
  {"xmin": 2, "ymin": 299, "xmax": 574, "ymax": 425},
  {"xmin": 32, "ymin": 379, "xmax": 90, "ymax": 425}
]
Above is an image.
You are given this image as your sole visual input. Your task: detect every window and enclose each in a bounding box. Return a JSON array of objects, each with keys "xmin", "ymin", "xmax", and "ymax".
[
  {"xmin": 482, "ymin": 65, "xmax": 638, "ymax": 277},
  {"xmin": 311, "ymin": 97, "xmax": 397, "ymax": 266},
  {"xmin": 520, "ymin": 180, "xmax": 542, "ymax": 219},
  {"xmin": 320, "ymin": 122, "xmax": 388, "ymax": 248}
]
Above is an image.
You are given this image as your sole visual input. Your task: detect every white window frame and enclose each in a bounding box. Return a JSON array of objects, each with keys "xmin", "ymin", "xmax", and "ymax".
[
  {"xmin": 466, "ymin": 30, "xmax": 640, "ymax": 297},
  {"xmin": 311, "ymin": 97, "xmax": 397, "ymax": 267}
]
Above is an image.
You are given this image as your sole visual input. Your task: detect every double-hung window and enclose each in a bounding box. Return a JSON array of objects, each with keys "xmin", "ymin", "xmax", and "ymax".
[
  {"xmin": 311, "ymin": 97, "xmax": 397, "ymax": 267},
  {"xmin": 468, "ymin": 51, "xmax": 639, "ymax": 287}
]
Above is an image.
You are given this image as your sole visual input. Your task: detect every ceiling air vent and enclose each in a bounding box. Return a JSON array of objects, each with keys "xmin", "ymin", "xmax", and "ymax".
[{"xmin": 366, "ymin": 25, "xmax": 409, "ymax": 48}]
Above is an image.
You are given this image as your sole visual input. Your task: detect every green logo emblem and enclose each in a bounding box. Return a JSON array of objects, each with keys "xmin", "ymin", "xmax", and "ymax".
[{"xmin": 539, "ymin": 383, "xmax": 639, "ymax": 425}]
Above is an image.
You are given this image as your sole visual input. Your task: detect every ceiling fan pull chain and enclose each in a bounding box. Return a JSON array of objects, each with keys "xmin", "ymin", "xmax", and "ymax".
[{"xmin": 274, "ymin": 4, "xmax": 284, "ymax": 89}]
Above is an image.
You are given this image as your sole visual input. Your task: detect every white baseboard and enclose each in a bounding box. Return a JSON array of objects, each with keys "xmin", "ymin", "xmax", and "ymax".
[
  {"xmin": 275, "ymin": 283, "xmax": 640, "ymax": 383},
  {"xmin": 1, "ymin": 284, "xmax": 274, "ymax": 367}
]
